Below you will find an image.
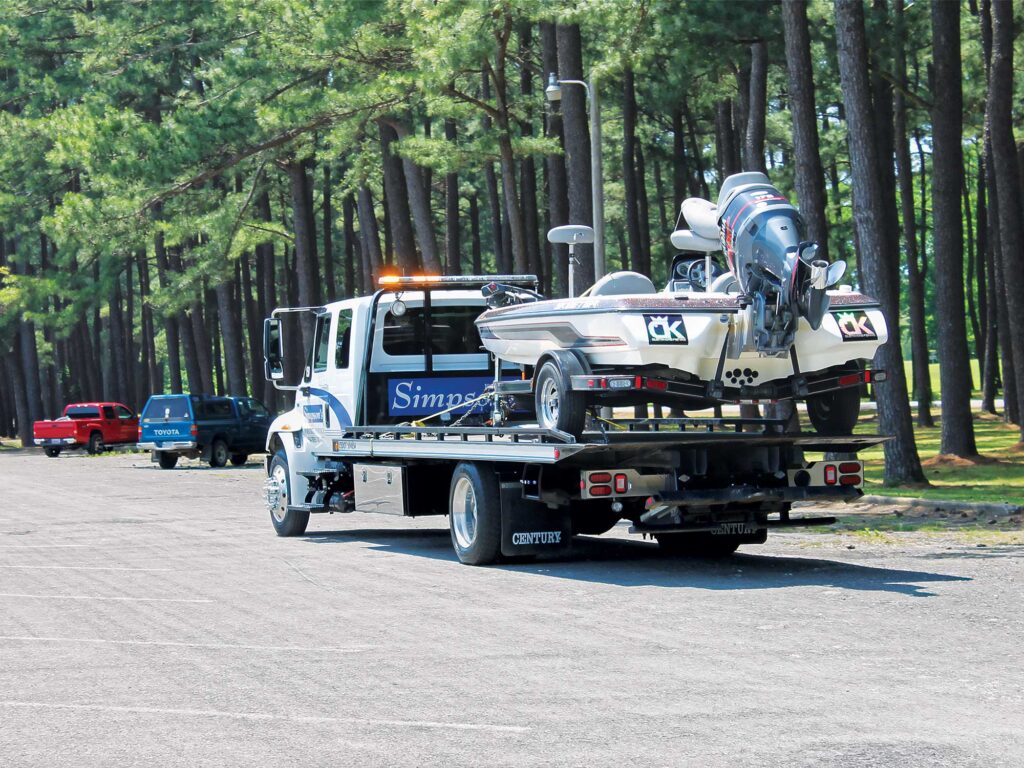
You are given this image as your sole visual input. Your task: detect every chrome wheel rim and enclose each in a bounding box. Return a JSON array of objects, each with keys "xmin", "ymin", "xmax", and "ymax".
[
  {"xmin": 539, "ymin": 375, "xmax": 560, "ymax": 429},
  {"xmin": 451, "ymin": 476, "xmax": 478, "ymax": 550},
  {"xmin": 270, "ymin": 464, "xmax": 288, "ymax": 523}
]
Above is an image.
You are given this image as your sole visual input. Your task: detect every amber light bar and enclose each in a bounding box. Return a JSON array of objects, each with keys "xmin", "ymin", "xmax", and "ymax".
[{"xmin": 377, "ymin": 274, "xmax": 539, "ymax": 289}]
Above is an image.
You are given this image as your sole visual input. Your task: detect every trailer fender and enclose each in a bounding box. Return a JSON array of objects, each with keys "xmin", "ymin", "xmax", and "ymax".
[{"xmin": 533, "ymin": 349, "xmax": 590, "ymax": 392}]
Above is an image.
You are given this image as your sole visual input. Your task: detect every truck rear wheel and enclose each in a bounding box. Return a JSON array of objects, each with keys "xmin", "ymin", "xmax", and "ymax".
[
  {"xmin": 267, "ymin": 451, "xmax": 308, "ymax": 537},
  {"xmin": 534, "ymin": 360, "xmax": 587, "ymax": 438},
  {"xmin": 449, "ymin": 462, "xmax": 502, "ymax": 565},
  {"xmin": 43, "ymin": 447, "xmax": 61, "ymax": 458},
  {"xmin": 209, "ymin": 439, "xmax": 229, "ymax": 468},
  {"xmin": 157, "ymin": 452, "xmax": 179, "ymax": 470},
  {"xmin": 655, "ymin": 532, "xmax": 741, "ymax": 557},
  {"xmin": 87, "ymin": 431, "xmax": 105, "ymax": 455}
]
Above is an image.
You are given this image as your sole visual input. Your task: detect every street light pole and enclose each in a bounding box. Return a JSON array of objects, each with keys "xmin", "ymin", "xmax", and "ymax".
[{"xmin": 545, "ymin": 73, "xmax": 605, "ymax": 281}]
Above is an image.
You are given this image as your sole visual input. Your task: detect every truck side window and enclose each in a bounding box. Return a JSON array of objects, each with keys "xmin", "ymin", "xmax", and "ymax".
[
  {"xmin": 313, "ymin": 314, "xmax": 331, "ymax": 373},
  {"xmin": 335, "ymin": 310, "xmax": 353, "ymax": 369},
  {"xmin": 102, "ymin": 406, "xmax": 115, "ymax": 419},
  {"xmin": 117, "ymin": 406, "xmax": 133, "ymax": 420}
]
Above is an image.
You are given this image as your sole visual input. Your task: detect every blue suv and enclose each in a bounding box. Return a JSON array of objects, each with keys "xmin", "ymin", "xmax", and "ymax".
[{"xmin": 137, "ymin": 394, "xmax": 272, "ymax": 469}]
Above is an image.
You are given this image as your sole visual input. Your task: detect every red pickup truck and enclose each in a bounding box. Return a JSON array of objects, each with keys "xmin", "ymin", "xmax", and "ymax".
[{"xmin": 33, "ymin": 402, "xmax": 139, "ymax": 457}]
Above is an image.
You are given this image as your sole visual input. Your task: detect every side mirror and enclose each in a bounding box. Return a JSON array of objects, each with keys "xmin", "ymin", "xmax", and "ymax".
[
  {"xmin": 263, "ymin": 318, "xmax": 284, "ymax": 381},
  {"xmin": 547, "ymin": 225, "xmax": 595, "ymax": 245}
]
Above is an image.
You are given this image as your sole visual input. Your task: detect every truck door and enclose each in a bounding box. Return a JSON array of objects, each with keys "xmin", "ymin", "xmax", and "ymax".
[
  {"xmin": 299, "ymin": 308, "xmax": 357, "ymax": 447},
  {"xmin": 115, "ymin": 405, "xmax": 137, "ymax": 442},
  {"xmin": 236, "ymin": 398, "xmax": 271, "ymax": 452}
]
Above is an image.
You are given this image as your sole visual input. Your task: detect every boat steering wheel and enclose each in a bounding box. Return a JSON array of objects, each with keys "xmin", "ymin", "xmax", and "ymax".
[{"xmin": 685, "ymin": 258, "xmax": 724, "ymax": 290}]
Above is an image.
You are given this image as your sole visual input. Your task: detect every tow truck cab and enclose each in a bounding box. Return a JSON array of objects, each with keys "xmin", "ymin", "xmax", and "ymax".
[{"xmin": 262, "ymin": 275, "xmax": 884, "ymax": 565}]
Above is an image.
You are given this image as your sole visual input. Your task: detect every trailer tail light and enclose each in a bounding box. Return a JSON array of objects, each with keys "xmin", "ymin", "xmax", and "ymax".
[
  {"xmin": 646, "ymin": 378, "xmax": 668, "ymax": 391},
  {"xmin": 840, "ymin": 475, "xmax": 861, "ymax": 486},
  {"xmin": 613, "ymin": 473, "xmax": 628, "ymax": 494},
  {"xmin": 823, "ymin": 464, "xmax": 838, "ymax": 485},
  {"xmin": 590, "ymin": 485, "xmax": 612, "ymax": 497},
  {"xmin": 589, "ymin": 472, "xmax": 612, "ymax": 484},
  {"xmin": 839, "ymin": 462, "xmax": 861, "ymax": 473},
  {"xmin": 838, "ymin": 372, "xmax": 862, "ymax": 387}
]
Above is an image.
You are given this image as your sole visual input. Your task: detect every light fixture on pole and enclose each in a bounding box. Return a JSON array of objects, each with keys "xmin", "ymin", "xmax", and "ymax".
[{"xmin": 545, "ymin": 71, "xmax": 605, "ymax": 282}]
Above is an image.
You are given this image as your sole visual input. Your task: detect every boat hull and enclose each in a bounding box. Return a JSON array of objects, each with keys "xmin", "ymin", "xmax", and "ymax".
[{"xmin": 476, "ymin": 292, "xmax": 886, "ymax": 387}]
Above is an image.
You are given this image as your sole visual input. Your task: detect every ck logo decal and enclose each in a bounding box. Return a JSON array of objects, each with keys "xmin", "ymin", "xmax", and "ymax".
[
  {"xmin": 644, "ymin": 314, "xmax": 688, "ymax": 344},
  {"xmin": 833, "ymin": 310, "xmax": 878, "ymax": 341}
]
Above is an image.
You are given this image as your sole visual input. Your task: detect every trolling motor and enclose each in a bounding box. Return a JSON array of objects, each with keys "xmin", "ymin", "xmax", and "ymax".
[{"xmin": 715, "ymin": 173, "xmax": 846, "ymax": 354}]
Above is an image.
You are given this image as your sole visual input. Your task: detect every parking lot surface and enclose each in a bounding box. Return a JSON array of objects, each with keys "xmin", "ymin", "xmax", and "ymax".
[{"xmin": 1, "ymin": 450, "xmax": 1022, "ymax": 767}]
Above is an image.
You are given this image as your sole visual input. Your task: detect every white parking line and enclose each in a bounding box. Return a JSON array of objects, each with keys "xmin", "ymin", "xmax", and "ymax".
[
  {"xmin": 0, "ymin": 701, "xmax": 529, "ymax": 733},
  {"xmin": 0, "ymin": 565, "xmax": 172, "ymax": 572},
  {"xmin": 0, "ymin": 593, "xmax": 212, "ymax": 603},
  {"xmin": 0, "ymin": 544, "xmax": 86, "ymax": 549},
  {"xmin": 0, "ymin": 636, "xmax": 367, "ymax": 653}
]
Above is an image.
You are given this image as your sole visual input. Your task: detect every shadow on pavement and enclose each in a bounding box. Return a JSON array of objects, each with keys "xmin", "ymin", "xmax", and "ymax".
[{"xmin": 300, "ymin": 528, "xmax": 970, "ymax": 597}]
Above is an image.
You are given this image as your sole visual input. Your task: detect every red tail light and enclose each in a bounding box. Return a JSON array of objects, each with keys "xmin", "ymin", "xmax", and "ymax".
[
  {"xmin": 613, "ymin": 473, "xmax": 628, "ymax": 494},
  {"xmin": 838, "ymin": 373, "xmax": 862, "ymax": 387},
  {"xmin": 589, "ymin": 472, "xmax": 612, "ymax": 484},
  {"xmin": 824, "ymin": 464, "xmax": 837, "ymax": 485},
  {"xmin": 590, "ymin": 485, "xmax": 612, "ymax": 497},
  {"xmin": 190, "ymin": 425, "xmax": 198, "ymax": 437},
  {"xmin": 839, "ymin": 462, "xmax": 861, "ymax": 474},
  {"xmin": 646, "ymin": 378, "xmax": 668, "ymax": 391}
]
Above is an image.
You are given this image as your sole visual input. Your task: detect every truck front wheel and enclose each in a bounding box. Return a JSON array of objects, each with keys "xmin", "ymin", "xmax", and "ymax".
[
  {"xmin": 267, "ymin": 451, "xmax": 308, "ymax": 537},
  {"xmin": 449, "ymin": 462, "xmax": 502, "ymax": 565}
]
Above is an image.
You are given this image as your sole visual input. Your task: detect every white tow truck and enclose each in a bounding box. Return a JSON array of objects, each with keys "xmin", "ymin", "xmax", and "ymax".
[{"xmin": 260, "ymin": 274, "xmax": 886, "ymax": 565}]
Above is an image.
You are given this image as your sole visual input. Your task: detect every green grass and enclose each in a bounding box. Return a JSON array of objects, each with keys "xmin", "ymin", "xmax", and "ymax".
[
  {"xmin": 902, "ymin": 359, "xmax": 985, "ymax": 399},
  {"xmin": 851, "ymin": 409, "xmax": 1024, "ymax": 506}
]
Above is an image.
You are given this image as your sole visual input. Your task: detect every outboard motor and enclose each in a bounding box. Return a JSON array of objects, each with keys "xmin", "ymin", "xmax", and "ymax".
[{"xmin": 716, "ymin": 172, "xmax": 845, "ymax": 354}]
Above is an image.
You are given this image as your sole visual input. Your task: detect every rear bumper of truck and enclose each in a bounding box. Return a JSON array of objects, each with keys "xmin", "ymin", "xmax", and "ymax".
[
  {"xmin": 37, "ymin": 437, "xmax": 79, "ymax": 446},
  {"xmin": 138, "ymin": 440, "xmax": 196, "ymax": 452}
]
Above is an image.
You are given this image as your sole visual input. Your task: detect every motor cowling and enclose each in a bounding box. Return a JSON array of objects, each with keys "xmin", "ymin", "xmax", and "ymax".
[{"xmin": 717, "ymin": 173, "xmax": 842, "ymax": 353}]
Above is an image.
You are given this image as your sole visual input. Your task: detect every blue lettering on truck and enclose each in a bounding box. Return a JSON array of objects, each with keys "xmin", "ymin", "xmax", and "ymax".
[{"xmin": 388, "ymin": 377, "xmax": 494, "ymax": 417}]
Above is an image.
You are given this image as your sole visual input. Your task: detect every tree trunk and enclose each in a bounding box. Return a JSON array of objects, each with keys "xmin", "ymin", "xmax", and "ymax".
[
  {"xmin": 377, "ymin": 121, "xmax": 420, "ymax": 276},
  {"xmin": 636, "ymin": 144, "xmax": 652, "ymax": 278},
  {"xmin": 671, "ymin": 107, "xmax": 689, "ymax": 207},
  {"xmin": 930, "ymin": 0, "xmax": 977, "ymax": 456},
  {"xmin": 215, "ymin": 280, "xmax": 247, "ymax": 396},
  {"xmin": 154, "ymin": 232, "xmax": 184, "ymax": 393},
  {"xmin": 894, "ymin": 0, "xmax": 933, "ymax": 428},
  {"xmin": 541, "ymin": 21, "xmax": 569, "ymax": 296},
  {"xmin": 480, "ymin": 71, "xmax": 508, "ymax": 274},
  {"xmin": 834, "ymin": 0, "xmax": 926, "ymax": 484},
  {"xmin": 285, "ymin": 159, "xmax": 322, "ymax": 357},
  {"xmin": 781, "ymin": 0, "xmax": 830, "ymax": 259},
  {"xmin": 108, "ymin": 268, "xmax": 128, "ymax": 405},
  {"xmin": 715, "ymin": 99, "xmax": 740, "ymax": 180},
  {"xmin": 444, "ymin": 118, "xmax": 461, "ymax": 275},
  {"xmin": 240, "ymin": 250, "xmax": 261, "ymax": 398},
  {"xmin": 356, "ymin": 185, "xmax": 384, "ymax": 288},
  {"xmin": 744, "ymin": 41, "xmax": 768, "ymax": 174},
  {"xmin": 622, "ymin": 68, "xmax": 644, "ymax": 274},
  {"xmin": 342, "ymin": 193, "xmax": 358, "ymax": 294},
  {"xmin": 5, "ymin": 346, "xmax": 32, "ymax": 446},
  {"xmin": 517, "ymin": 33, "xmax": 543, "ymax": 287},
  {"xmin": 393, "ymin": 121, "xmax": 443, "ymax": 274},
  {"xmin": 469, "ymin": 193, "xmax": 483, "ymax": 275},
  {"xmin": 682, "ymin": 95, "xmax": 710, "ymax": 199},
  {"xmin": 979, "ymin": 156, "xmax": 999, "ymax": 413},
  {"xmin": 986, "ymin": 0, "xmax": 1024, "ymax": 437},
  {"xmin": 556, "ymin": 23, "xmax": 595, "ymax": 289},
  {"xmin": 322, "ymin": 164, "xmax": 335, "ymax": 298}
]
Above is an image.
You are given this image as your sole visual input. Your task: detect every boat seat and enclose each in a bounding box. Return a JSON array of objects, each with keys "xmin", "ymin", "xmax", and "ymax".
[
  {"xmin": 681, "ymin": 198, "xmax": 720, "ymax": 240},
  {"xmin": 588, "ymin": 271, "xmax": 657, "ymax": 296}
]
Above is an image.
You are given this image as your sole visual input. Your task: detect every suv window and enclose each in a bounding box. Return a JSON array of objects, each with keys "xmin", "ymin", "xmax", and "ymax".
[
  {"xmin": 312, "ymin": 314, "xmax": 331, "ymax": 373},
  {"xmin": 201, "ymin": 399, "xmax": 234, "ymax": 420},
  {"xmin": 382, "ymin": 306, "xmax": 482, "ymax": 356},
  {"xmin": 102, "ymin": 406, "xmax": 116, "ymax": 419},
  {"xmin": 142, "ymin": 397, "xmax": 191, "ymax": 422},
  {"xmin": 335, "ymin": 310, "xmax": 353, "ymax": 369}
]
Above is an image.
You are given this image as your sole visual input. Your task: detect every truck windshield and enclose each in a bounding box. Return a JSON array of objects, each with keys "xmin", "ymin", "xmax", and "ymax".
[
  {"xmin": 65, "ymin": 407, "xmax": 100, "ymax": 419},
  {"xmin": 142, "ymin": 397, "xmax": 191, "ymax": 422},
  {"xmin": 382, "ymin": 306, "xmax": 482, "ymax": 356}
]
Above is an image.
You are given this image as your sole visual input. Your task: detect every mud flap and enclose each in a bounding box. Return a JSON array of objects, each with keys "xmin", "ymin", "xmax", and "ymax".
[{"xmin": 499, "ymin": 480, "xmax": 572, "ymax": 557}]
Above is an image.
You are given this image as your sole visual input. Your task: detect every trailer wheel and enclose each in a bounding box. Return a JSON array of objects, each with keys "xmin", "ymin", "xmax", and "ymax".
[
  {"xmin": 43, "ymin": 447, "xmax": 61, "ymax": 458},
  {"xmin": 655, "ymin": 533, "xmax": 741, "ymax": 557},
  {"xmin": 229, "ymin": 453, "xmax": 248, "ymax": 466},
  {"xmin": 87, "ymin": 431, "xmax": 105, "ymax": 455},
  {"xmin": 209, "ymin": 438, "xmax": 229, "ymax": 468},
  {"xmin": 535, "ymin": 359, "xmax": 586, "ymax": 438},
  {"xmin": 157, "ymin": 452, "xmax": 179, "ymax": 470},
  {"xmin": 449, "ymin": 462, "xmax": 502, "ymax": 565},
  {"xmin": 806, "ymin": 386, "xmax": 861, "ymax": 436},
  {"xmin": 267, "ymin": 451, "xmax": 308, "ymax": 537}
]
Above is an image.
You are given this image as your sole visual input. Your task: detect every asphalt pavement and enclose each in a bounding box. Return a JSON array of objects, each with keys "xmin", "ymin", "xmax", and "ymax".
[{"xmin": 1, "ymin": 450, "xmax": 1021, "ymax": 767}]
